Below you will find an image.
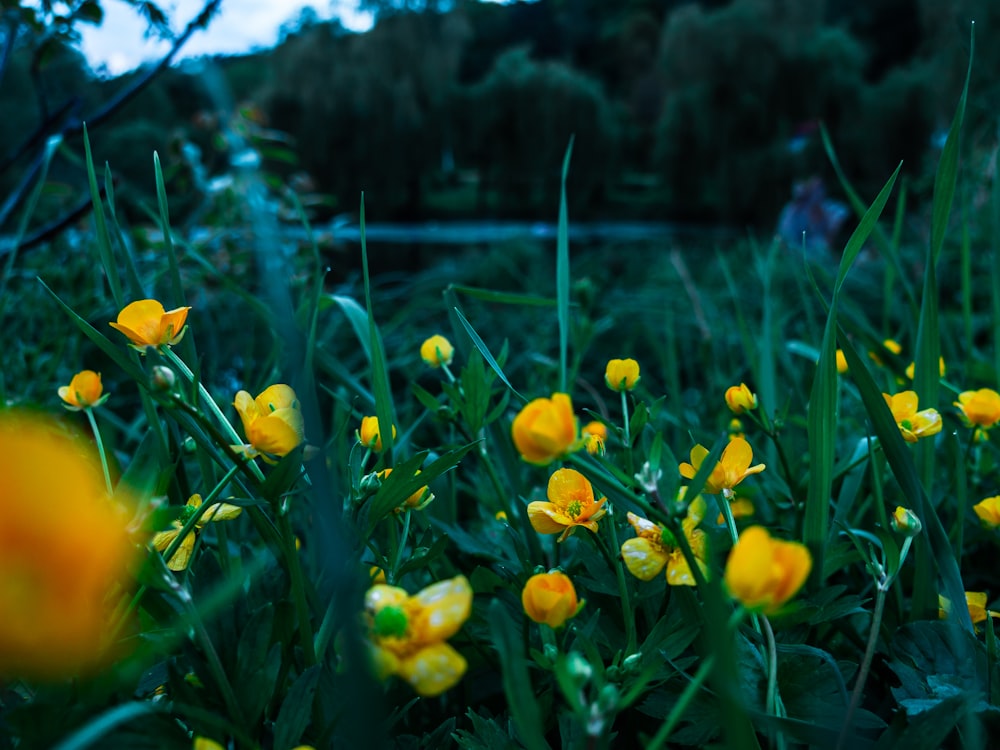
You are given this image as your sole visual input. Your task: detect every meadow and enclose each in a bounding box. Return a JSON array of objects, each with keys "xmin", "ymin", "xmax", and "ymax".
[{"xmin": 3, "ymin": 37, "xmax": 1000, "ymax": 750}]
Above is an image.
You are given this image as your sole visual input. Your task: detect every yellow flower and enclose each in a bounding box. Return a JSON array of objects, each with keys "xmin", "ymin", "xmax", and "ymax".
[
  {"xmin": 420, "ymin": 335, "xmax": 454, "ymax": 368},
  {"xmin": 527, "ymin": 468, "xmax": 607, "ymax": 542},
  {"xmin": 58, "ymin": 370, "xmax": 107, "ymax": 410},
  {"xmin": 495, "ymin": 510, "xmax": 508, "ymax": 522},
  {"xmin": 522, "ymin": 571, "xmax": 580, "ymax": 628},
  {"xmin": 0, "ymin": 413, "xmax": 137, "ymax": 680},
  {"xmin": 365, "ymin": 575, "xmax": 472, "ymax": 697},
  {"xmin": 377, "ymin": 468, "xmax": 434, "ymax": 511},
  {"xmin": 511, "ymin": 393, "xmax": 578, "ymax": 465},
  {"xmin": 152, "ymin": 494, "xmax": 243, "ymax": 571},
  {"xmin": 724, "ymin": 526, "xmax": 811, "ymax": 614},
  {"xmin": 725, "ymin": 383, "xmax": 757, "ymax": 414},
  {"xmin": 582, "ymin": 420, "xmax": 607, "ymax": 440},
  {"xmin": 621, "ymin": 496, "xmax": 708, "ymax": 586},
  {"xmin": 905, "ymin": 357, "xmax": 946, "ymax": 381},
  {"xmin": 728, "ymin": 418, "xmax": 745, "ymax": 442},
  {"xmin": 605, "ymin": 358, "xmax": 640, "ymax": 392},
  {"xmin": 835, "ymin": 349, "xmax": 848, "ymax": 374},
  {"xmin": 869, "ymin": 338, "xmax": 902, "ymax": 366},
  {"xmin": 973, "ymin": 496, "xmax": 1000, "ymax": 528},
  {"xmin": 955, "ymin": 388, "xmax": 1000, "ymax": 429},
  {"xmin": 234, "ymin": 384, "xmax": 305, "ymax": 462},
  {"xmin": 890, "ymin": 506, "xmax": 922, "ymax": 537},
  {"xmin": 193, "ymin": 738, "xmax": 225, "ymax": 750},
  {"xmin": 716, "ymin": 496, "xmax": 754, "ymax": 525},
  {"xmin": 939, "ymin": 592, "xmax": 1000, "ymax": 625},
  {"xmin": 109, "ymin": 299, "xmax": 191, "ymax": 351},
  {"xmin": 883, "ymin": 391, "xmax": 942, "ymax": 443},
  {"xmin": 369, "ymin": 566, "xmax": 387, "ymax": 584},
  {"xmin": 582, "ymin": 421, "xmax": 607, "ymax": 455},
  {"xmin": 358, "ymin": 416, "xmax": 396, "ymax": 453},
  {"xmin": 679, "ymin": 437, "xmax": 765, "ymax": 496}
]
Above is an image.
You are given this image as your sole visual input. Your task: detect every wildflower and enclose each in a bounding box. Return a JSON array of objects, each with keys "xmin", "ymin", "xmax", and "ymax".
[
  {"xmin": 905, "ymin": 357, "xmax": 946, "ymax": 381},
  {"xmin": 522, "ymin": 570, "xmax": 581, "ymax": 628},
  {"xmin": 369, "ymin": 566, "xmax": 387, "ymax": 584},
  {"xmin": 728, "ymin": 418, "xmax": 745, "ymax": 442},
  {"xmin": 724, "ymin": 526, "xmax": 811, "ymax": 614},
  {"xmin": 835, "ymin": 349, "xmax": 848, "ymax": 374},
  {"xmin": 621, "ymin": 496, "xmax": 708, "ymax": 586},
  {"xmin": 605, "ymin": 358, "xmax": 640, "ymax": 392},
  {"xmin": 679, "ymin": 437, "xmax": 765, "ymax": 496},
  {"xmin": 365, "ymin": 575, "xmax": 472, "ymax": 696},
  {"xmin": 358, "ymin": 416, "xmax": 396, "ymax": 453},
  {"xmin": 109, "ymin": 299, "xmax": 191, "ymax": 351},
  {"xmin": 955, "ymin": 388, "xmax": 1000, "ymax": 429},
  {"xmin": 420, "ymin": 335, "xmax": 454, "ymax": 368},
  {"xmin": 890, "ymin": 506, "xmax": 922, "ymax": 537},
  {"xmin": 725, "ymin": 383, "xmax": 757, "ymax": 414},
  {"xmin": 0, "ymin": 413, "xmax": 136, "ymax": 680},
  {"xmin": 939, "ymin": 592, "xmax": 1000, "ymax": 625},
  {"xmin": 511, "ymin": 393, "xmax": 578, "ymax": 465},
  {"xmin": 377, "ymin": 468, "xmax": 434, "ymax": 511},
  {"xmin": 869, "ymin": 338, "xmax": 902, "ymax": 366},
  {"xmin": 495, "ymin": 510, "xmax": 508, "ymax": 522},
  {"xmin": 582, "ymin": 420, "xmax": 607, "ymax": 455},
  {"xmin": 973, "ymin": 496, "xmax": 1000, "ymax": 528},
  {"xmin": 527, "ymin": 468, "xmax": 607, "ymax": 542},
  {"xmin": 194, "ymin": 739, "xmax": 225, "ymax": 750},
  {"xmin": 152, "ymin": 494, "xmax": 243, "ymax": 571},
  {"xmin": 234, "ymin": 384, "xmax": 305, "ymax": 461},
  {"xmin": 883, "ymin": 391, "xmax": 942, "ymax": 443},
  {"xmin": 716, "ymin": 496, "xmax": 754, "ymax": 526},
  {"xmin": 58, "ymin": 370, "xmax": 108, "ymax": 410}
]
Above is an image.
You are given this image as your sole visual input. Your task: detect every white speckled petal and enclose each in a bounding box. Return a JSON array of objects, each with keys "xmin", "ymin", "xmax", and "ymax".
[
  {"xmin": 399, "ymin": 642, "xmax": 467, "ymax": 697},
  {"xmin": 413, "ymin": 576, "xmax": 472, "ymax": 642},
  {"xmin": 621, "ymin": 537, "xmax": 668, "ymax": 581}
]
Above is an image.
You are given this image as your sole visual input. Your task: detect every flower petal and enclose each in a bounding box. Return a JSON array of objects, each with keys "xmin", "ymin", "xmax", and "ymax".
[
  {"xmin": 398, "ymin": 642, "xmax": 467, "ymax": 697},
  {"xmin": 527, "ymin": 502, "xmax": 572, "ymax": 535},
  {"xmin": 412, "ymin": 576, "xmax": 473, "ymax": 643},
  {"xmin": 621, "ymin": 537, "xmax": 668, "ymax": 581}
]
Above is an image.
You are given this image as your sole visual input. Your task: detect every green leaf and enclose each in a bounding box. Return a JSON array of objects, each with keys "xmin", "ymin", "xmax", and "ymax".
[
  {"xmin": 258, "ymin": 446, "xmax": 305, "ymax": 503},
  {"xmin": 83, "ymin": 124, "xmax": 124, "ymax": 309},
  {"xmin": 272, "ymin": 665, "xmax": 321, "ymax": 750},
  {"xmin": 453, "ymin": 307, "xmax": 524, "ymax": 403},
  {"xmin": 557, "ymin": 136, "xmax": 573, "ymax": 393}
]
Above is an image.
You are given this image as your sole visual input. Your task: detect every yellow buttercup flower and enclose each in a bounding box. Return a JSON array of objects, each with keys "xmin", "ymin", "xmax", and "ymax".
[
  {"xmin": 835, "ymin": 349, "xmax": 848, "ymax": 374},
  {"xmin": 724, "ymin": 526, "xmax": 811, "ymax": 614},
  {"xmin": 527, "ymin": 467, "xmax": 607, "ymax": 542},
  {"xmin": 869, "ymin": 338, "xmax": 902, "ymax": 366},
  {"xmin": 365, "ymin": 575, "xmax": 472, "ymax": 697},
  {"xmin": 973, "ymin": 496, "xmax": 1000, "ymax": 528},
  {"xmin": 724, "ymin": 383, "xmax": 757, "ymax": 415},
  {"xmin": 109, "ymin": 299, "xmax": 191, "ymax": 351},
  {"xmin": 193, "ymin": 738, "xmax": 225, "ymax": 750},
  {"xmin": 939, "ymin": 592, "xmax": 1000, "ymax": 626},
  {"xmin": 955, "ymin": 388, "xmax": 1000, "ymax": 429},
  {"xmin": 621, "ymin": 495, "xmax": 708, "ymax": 586},
  {"xmin": 511, "ymin": 393, "xmax": 578, "ymax": 465},
  {"xmin": 522, "ymin": 570, "xmax": 580, "ymax": 628},
  {"xmin": 234, "ymin": 384, "xmax": 305, "ymax": 462},
  {"xmin": 605, "ymin": 358, "xmax": 640, "ymax": 392},
  {"xmin": 152, "ymin": 494, "xmax": 243, "ymax": 571},
  {"xmin": 883, "ymin": 391, "xmax": 942, "ymax": 443},
  {"xmin": 905, "ymin": 357, "xmax": 946, "ymax": 381},
  {"xmin": 358, "ymin": 416, "xmax": 396, "ymax": 453},
  {"xmin": 377, "ymin": 468, "xmax": 434, "ymax": 511},
  {"xmin": 679, "ymin": 437, "xmax": 765, "ymax": 496},
  {"xmin": 420, "ymin": 335, "xmax": 454, "ymax": 368},
  {"xmin": 58, "ymin": 370, "xmax": 108, "ymax": 410},
  {"xmin": 0, "ymin": 413, "xmax": 137, "ymax": 680}
]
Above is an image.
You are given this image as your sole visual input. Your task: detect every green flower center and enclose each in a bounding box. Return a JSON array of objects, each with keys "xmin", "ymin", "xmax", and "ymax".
[
  {"xmin": 566, "ymin": 500, "xmax": 583, "ymax": 518},
  {"xmin": 660, "ymin": 527, "xmax": 678, "ymax": 547},
  {"xmin": 901, "ymin": 419, "xmax": 913, "ymax": 432},
  {"xmin": 374, "ymin": 605, "xmax": 408, "ymax": 638},
  {"xmin": 179, "ymin": 505, "xmax": 198, "ymax": 524}
]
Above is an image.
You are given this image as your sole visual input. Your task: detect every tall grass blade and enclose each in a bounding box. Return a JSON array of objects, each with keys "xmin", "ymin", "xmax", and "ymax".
[
  {"xmin": 83, "ymin": 124, "xmax": 124, "ymax": 310},
  {"xmin": 453, "ymin": 307, "xmax": 525, "ymax": 403},
  {"xmin": 557, "ymin": 136, "xmax": 574, "ymax": 394}
]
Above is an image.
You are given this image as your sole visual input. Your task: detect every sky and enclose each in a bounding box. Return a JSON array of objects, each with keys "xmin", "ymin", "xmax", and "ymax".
[{"xmin": 78, "ymin": 0, "xmax": 374, "ymax": 76}]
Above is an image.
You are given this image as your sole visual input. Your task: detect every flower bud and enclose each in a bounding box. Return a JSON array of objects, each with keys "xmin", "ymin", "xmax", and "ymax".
[
  {"xmin": 522, "ymin": 570, "xmax": 580, "ymax": 628},
  {"xmin": 725, "ymin": 383, "xmax": 757, "ymax": 415},
  {"xmin": 605, "ymin": 359, "xmax": 640, "ymax": 392},
  {"xmin": 150, "ymin": 365, "xmax": 176, "ymax": 392},
  {"xmin": 891, "ymin": 506, "xmax": 922, "ymax": 537}
]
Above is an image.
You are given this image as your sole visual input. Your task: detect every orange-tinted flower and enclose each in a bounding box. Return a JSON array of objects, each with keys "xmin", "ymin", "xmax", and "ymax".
[
  {"xmin": 0, "ymin": 413, "xmax": 137, "ymax": 680},
  {"xmin": 679, "ymin": 437, "xmax": 765, "ymax": 496},
  {"xmin": 724, "ymin": 526, "xmax": 811, "ymax": 614},
  {"xmin": 365, "ymin": 576, "xmax": 472, "ymax": 696},
  {"xmin": 725, "ymin": 383, "xmax": 757, "ymax": 414},
  {"xmin": 527, "ymin": 468, "xmax": 607, "ymax": 542},
  {"xmin": 109, "ymin": 299, "xmax": 190, "ymax": 351},
  {"xmin": 883, "ymin": 391, "xmax": 942, "ymax": 443},
  {"xmin": 511, "ymin": 393, "xmax": 578, "ymax": 465},
  {"xmin": 621, "ymin": 496, "xmax": 708, "ymax": 586},
  {"xmin": 973, "ymin": 496, "xmax": 1000, "ymax": 528},
  {"xmin": 605, "ymin": 359, "xmax": 640, "ymax": 392},
  {"xmin": 58, "ymin": 370, "xmax": 107, "ymax": 410},
  {"xmin": 358, "ymin": 416, "xmax": 396, "ymax": 453},
  {"xmin": 234, "ymin": 385, "xmax": 304, "ymax": 461},
  {"xmin": 420, "ymin": 335, "xmax": 454, "ymax": 368},
  {"xmin": 522, "ymin": 571, "xmax": 580, "ymax": 628},
  {"xmin": 955, "ymin": 389, "xmax": 1000, "ymax": 429},
  {"xmin": 152, "ymin": 494, "xmax": 243, "ymax": 571}
]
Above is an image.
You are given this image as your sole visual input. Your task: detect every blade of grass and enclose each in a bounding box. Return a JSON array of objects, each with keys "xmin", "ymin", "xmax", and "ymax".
[
  {"xmin": 557, "ymin": 136, "xmax": 574, "ymax": 393},
  {"xmin": 104, "ymin": 162, "xmax": 146, "ymax": 300},
  {"xmin": 83, "ymin": 124, "xmax": 125, "ymax": 310},
  {"xmin": 453, "ymin": 306, "xmax": 525, "ymax": 403}
]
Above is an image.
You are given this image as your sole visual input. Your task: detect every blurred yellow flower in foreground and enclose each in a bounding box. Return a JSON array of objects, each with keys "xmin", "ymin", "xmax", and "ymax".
[
  {"xmin": 511, "ymin": 393, "xmax": 578, "ymax": 465},
  {"xmin": 420, "ymin": 334, "xmax": 454, "ymax": 368},
  {"xmin": 679, "ymin": 437, "xmax": 765, "ymax": 496},
  {"xmin": 724, "ymin": 383, "xmax": 757, "ymax": 414},
  {"xmin": 358, "ymin": 416, "xmax": 396, "ymax": 453},
  {"xmin": 724, "ymin": 526, "xmax": 811, "ymax": 614},
  {"xmin": 939, "ymin": 591, "xmax": 1000, "ymax": 625},
  {"xmin": 622, "ymin": 495, "xmax": 707, "ymax": 586},
  {"xmin": 0, "ymin": 413, "xmax": 136, "ymax": 680},
  {"xmin": 152, "ymin": 494, "xmax": 243, "ymax": 571},
  {"xmin": 955, "ymin": 388, "xmax": 1000, "ymax": 429},
  {"xmin": 528, "ymin": 467, "xmax": 607, "ymax": 542},
  {"xmin": 883, "ymin": 391, "xmax": 942, "ymax": 443},
  {"xmin": 522, "ymin": 570, "xmax": 580, "ymax": 628},
  {"xmin": 605, "ymin": 358, "xmax": 640, "ymax": 392},
  {"xmin": 58, "ymin": 369, "xmax": 108, "ymax": 410},
  {"xmin": 234, "ymin": 385, "xmax": 304, "ymax": 461},
  {"xmin": 973, "ymin": 496, "xmax": 1000, "ymax": 528},
  {"xmin": 109, "ymin": 299, "xmax": 191, "ymax": 351},
  {"xmin": 365, "ymin": 575, "xmax": 472, "ymax": 696}
]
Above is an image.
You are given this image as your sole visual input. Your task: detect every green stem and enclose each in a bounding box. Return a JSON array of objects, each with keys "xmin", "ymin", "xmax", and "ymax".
[
  {"xmin": 837, "ymin": 582, "xmax": 888, "ymax": 750},
  {"xmin": 592, "ymin": 521, "xmax": 637, "ymax": 655},
  {"xmin": 391, "ymin": 510, "xmax": 413, "ymax": 582},
  {"xmin": 647, "ymin": 656, "xmax": 716, "ymax": 750},
  {"xmin": 621, "ymin": 390, "xmax": 634, "ymax": 477},
  {"xmin": 761, "ymin": 615, "xmax": 786, "ymax": 750},
  {"xmin": 85, "ymin": 407, "xmax": 113, "ymax": 496}
]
